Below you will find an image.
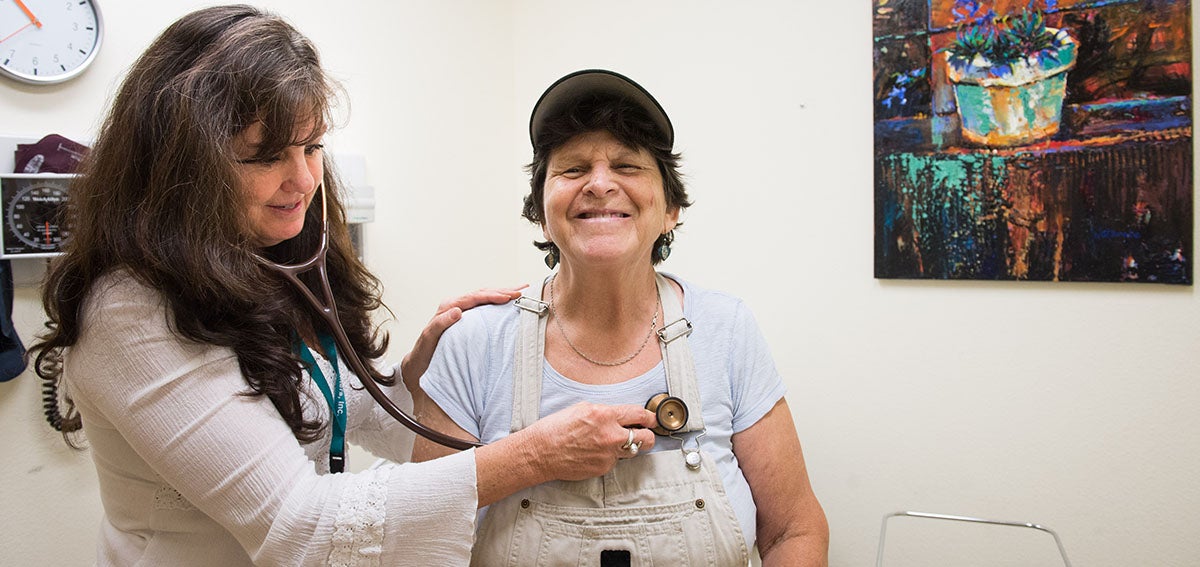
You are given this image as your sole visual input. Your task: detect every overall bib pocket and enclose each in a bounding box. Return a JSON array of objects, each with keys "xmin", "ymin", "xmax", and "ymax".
[{"xmin": 522, "ymin": 496, "xmax": 718, "ymax": 567}]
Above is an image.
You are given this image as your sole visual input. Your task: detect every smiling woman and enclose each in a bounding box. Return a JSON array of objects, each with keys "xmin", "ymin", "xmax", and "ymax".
[
  {"xmin": 233, "ymin": 121, "xmax": 325, "ymax": 247},
  {"xmin": 413, "ymin": 69, "xmax": 829, "ymax": 567},
  {"xmin": 541, "ymin": 130, "xmax": 679, "ymax": 269}
]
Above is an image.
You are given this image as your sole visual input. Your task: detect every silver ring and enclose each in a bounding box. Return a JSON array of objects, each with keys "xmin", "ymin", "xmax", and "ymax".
[
  {"xmin": 620, "ymin": 428, "xmax": 635, "ymax": 451},
  {"xmin": 629, "ymin": 441, "xmax": 641, "ymax": 456}
]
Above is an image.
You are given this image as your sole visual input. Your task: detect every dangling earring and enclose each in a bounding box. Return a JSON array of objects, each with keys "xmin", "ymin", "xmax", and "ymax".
[
  {"xmin": 544, "ymin": 244, "xmax": 560, "ymax": 269},
  {"xmin": 656, "ymin": 237, "xmax": 672, "ymax": 261}
]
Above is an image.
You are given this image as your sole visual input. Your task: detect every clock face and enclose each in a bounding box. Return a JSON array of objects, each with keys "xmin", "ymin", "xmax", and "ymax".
[
  {"xmin": 1, "ymin": 174, "xmax": 72, "ymax": 257},
  {"xmin": 0, "ymin": 0, "xmax": 103, "ymax": 85}
]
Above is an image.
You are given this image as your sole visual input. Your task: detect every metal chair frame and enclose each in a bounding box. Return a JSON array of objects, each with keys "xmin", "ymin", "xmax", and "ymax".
[{"xmin": 876, "ymin": 510, "xmax": 1073, "ymax": 567}]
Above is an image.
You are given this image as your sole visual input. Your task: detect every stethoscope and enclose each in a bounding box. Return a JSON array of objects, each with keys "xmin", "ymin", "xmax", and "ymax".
[
  {"xmin": 258, "ymin": 184, "xmax": 478, "ymax": 451},
  {"xmin": 261, "ymin": 185, "xmax": 692, "ymax": 452}
]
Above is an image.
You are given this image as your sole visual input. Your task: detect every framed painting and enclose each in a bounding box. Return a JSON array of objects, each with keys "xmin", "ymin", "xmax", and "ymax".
[{"xmin": 874, "ymin": 0, "xmax": 1193, "ymax": 284}]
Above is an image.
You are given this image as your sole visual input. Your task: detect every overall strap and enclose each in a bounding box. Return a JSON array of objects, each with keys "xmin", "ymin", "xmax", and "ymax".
[
  {"xmin": 511, "ymin": 281, "xmax": 549, "ymax": 432},
  {"xmin": 655, "ymin": 273, "xmax": 705, "ymax": 433},
  {"xmin": 510, "ymin": 274, "xmax": 706, "ymax": 434}
]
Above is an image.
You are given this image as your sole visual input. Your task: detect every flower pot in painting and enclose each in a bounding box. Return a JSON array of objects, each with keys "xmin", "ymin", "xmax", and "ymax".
[{"xmin": 946, "ymin": 29, "xmax": 1077, "ymax": 147}]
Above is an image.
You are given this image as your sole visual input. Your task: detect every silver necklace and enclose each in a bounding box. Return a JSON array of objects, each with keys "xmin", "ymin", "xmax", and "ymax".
[{"xmin": 548, "ymin": 273, "xmax": 661, "ymax": 367}]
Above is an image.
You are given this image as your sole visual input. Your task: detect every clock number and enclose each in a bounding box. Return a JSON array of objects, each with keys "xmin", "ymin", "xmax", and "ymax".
[{"xmin": 31, "ymin": 56, "xmax": 38, "ymax": 66}]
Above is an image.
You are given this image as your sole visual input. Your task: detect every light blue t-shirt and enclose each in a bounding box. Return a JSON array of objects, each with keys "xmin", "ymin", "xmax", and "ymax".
[{"xmin": 421, "ymin": 274, "xmax": 787, "ymax": 551}]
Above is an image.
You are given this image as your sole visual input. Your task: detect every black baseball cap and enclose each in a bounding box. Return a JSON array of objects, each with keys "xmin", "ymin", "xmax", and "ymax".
[{"xmin": 529, "ymin": 69, "xmax": 674, "ymax": 149}]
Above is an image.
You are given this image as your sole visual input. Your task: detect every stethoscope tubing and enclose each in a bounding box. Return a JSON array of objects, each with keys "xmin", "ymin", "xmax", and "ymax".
[{"xmin": 259, "ymin": 185, "xmax": 481, "ymax": 451}]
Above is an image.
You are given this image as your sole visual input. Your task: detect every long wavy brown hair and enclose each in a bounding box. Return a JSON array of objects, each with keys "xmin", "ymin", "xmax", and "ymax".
[{"xmin": 30, "ymin": 5, "xmax": 391, "ymax": 444}]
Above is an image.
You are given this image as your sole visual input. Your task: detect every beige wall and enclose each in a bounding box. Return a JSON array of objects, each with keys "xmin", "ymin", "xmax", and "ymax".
[{"xmin": 1, "ymin": 1, "xmax": 1196, "ymax": 565}]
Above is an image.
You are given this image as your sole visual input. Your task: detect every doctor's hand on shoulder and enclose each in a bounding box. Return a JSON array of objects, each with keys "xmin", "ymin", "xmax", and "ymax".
[{"xmin": 400, "ymin": 285, "xmax": 527, "ymax": 390}]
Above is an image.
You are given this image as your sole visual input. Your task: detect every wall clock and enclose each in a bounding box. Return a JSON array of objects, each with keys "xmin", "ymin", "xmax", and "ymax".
[
  {"xmin": 0, "ymin": 174, "xmax": 72, "ymax": 258},
  {"xmin": 0, "ymin": 0, "xmax": 103, "ymax": 85}
]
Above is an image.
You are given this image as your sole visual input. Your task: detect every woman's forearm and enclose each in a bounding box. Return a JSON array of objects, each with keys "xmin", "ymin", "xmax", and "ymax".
[
  {"xmin": 734, "ymin": 399, "xmax": 829, "ymax": 566},
  {"xmin": 472, "ymin": 402, "xmax": 658, "ymax": 507},
  {"xmin": 474, "ymin": 430, "xmax": 551, "ymax": 507},
  {"xmin": 760, "ymin": 526, "xmax": 830, "ymax": 567}
]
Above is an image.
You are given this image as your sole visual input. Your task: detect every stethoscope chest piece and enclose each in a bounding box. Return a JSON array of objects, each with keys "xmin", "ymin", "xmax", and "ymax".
[{"xmin": 645, "ymin": 392, "xmax": 688, "ymax": 436}]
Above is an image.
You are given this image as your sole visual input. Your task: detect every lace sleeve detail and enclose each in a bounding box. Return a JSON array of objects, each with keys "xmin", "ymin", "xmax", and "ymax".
[{"xmin": 327, "ymin": 466, "xmax": 390, "ymax": 566}]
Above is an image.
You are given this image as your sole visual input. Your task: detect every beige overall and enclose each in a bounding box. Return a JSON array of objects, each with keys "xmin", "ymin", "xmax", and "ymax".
[{"xmin": 470, "ymin": 274, "xmax": 749, "ymax": 567}]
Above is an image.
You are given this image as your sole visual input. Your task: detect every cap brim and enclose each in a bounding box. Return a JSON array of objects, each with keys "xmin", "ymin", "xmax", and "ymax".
[{"xmin": 529, "ymin": 69, "xmax": 673, "ymax": 148}]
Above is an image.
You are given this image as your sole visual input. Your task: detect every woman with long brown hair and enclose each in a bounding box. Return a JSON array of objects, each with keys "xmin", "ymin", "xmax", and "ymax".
[{"xmin": 31, "ymin": 6, "xmax": 655, "ymax": 565}]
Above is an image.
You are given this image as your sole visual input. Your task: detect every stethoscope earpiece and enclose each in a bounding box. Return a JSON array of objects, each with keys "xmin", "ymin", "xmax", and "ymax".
[{"xmin": 645, "ymin": 392, "xmax": 688, "ymax": 436}]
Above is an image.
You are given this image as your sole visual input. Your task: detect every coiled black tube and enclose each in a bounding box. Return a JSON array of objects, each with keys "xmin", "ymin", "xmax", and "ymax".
[{"xmin": 37, "ymin": 348, "xmax": 81, "ymax": 433}]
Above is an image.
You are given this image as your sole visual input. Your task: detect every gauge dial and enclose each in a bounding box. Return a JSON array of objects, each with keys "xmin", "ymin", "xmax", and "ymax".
[{"xmin": 1, "ymin": 175, "xmax": 71, "ymax": 257}]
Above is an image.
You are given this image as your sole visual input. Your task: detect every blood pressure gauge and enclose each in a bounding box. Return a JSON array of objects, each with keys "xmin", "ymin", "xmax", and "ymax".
[
  {"xmin": 0, "ymin": 0, "xmax": 104, "ymax": 85},
  {"xmin": 0, "ymin": 173, "xmax": 72, "ymax": 258}
]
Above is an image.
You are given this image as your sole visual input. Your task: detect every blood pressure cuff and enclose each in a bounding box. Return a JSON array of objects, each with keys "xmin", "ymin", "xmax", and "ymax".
[{"xmin": 14, "ymin": 134, "xmax": 88, "ymax": 174}]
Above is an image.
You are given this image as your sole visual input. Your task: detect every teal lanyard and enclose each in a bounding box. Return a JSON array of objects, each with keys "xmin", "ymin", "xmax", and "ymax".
[{"xmin": 297, "ymin": 332, "xmax": 346, "ymax": 473}]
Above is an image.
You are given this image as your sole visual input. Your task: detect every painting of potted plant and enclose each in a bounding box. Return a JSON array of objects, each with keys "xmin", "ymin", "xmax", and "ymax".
[{"xmin": 945, "ymin": 10, "xmax": 1077, "ymax": 147}]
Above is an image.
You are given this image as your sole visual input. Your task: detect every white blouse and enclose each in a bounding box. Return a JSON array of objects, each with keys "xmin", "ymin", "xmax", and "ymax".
[{"xmin": 65, "ymin": 272, "xmax": 478, "ymax": 566}]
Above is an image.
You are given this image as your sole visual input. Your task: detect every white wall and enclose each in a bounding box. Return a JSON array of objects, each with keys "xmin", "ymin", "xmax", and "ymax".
[{"xmin": 0, "ymin": 1, "xmax": 1196, "ymax": 566}]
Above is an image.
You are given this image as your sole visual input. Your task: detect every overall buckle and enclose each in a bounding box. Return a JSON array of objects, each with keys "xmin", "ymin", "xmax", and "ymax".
[{"xmin": 656, "ymin": 318, "xmax": 693, "ymax": 344}]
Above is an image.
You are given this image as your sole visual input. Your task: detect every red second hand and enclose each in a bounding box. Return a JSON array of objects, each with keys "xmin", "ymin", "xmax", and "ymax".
[{"xmin": 0, "ymin": 22, "xmax": 34, "ymax": 45}]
